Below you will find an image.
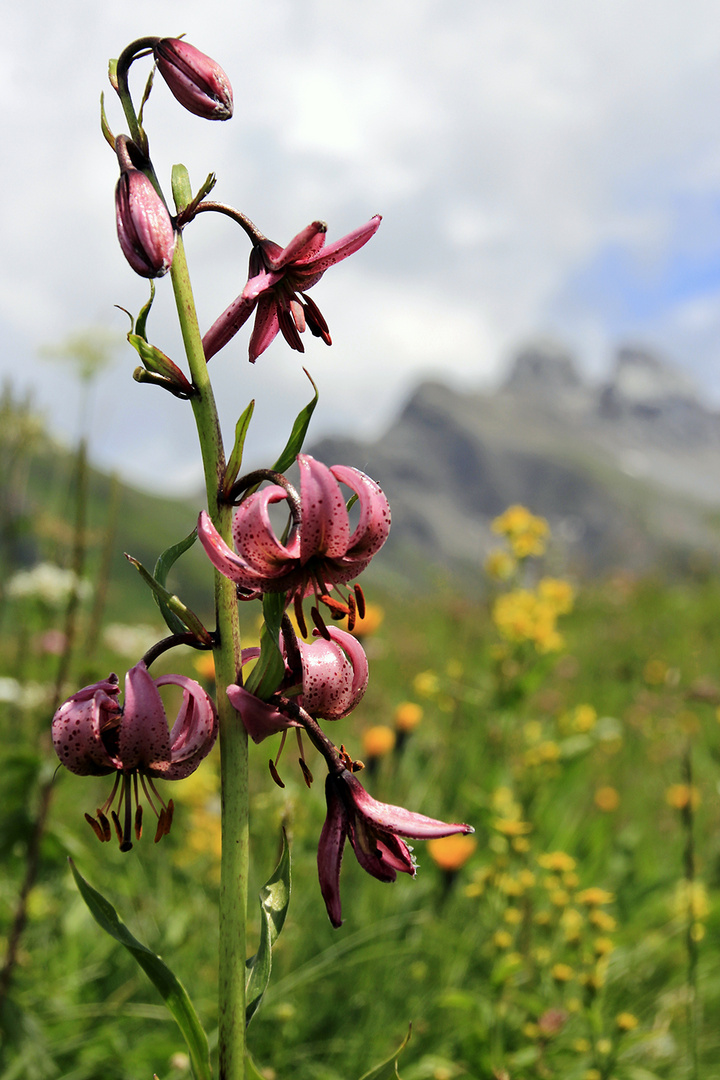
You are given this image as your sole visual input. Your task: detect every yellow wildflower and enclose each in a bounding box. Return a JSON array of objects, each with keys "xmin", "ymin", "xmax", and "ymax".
[
  {"xmin": 394, "ymin": 702, "xmax": 423, "ymax": 732},
  {"xmin": 426, "ymin": 833, "xmax": 477, "ymax": 872},
  {"xmin": 577, "ymin": 888, "xmax": 614, "ymax": 907},
  {"xmin": 504, "ymin": 907, "xmax": 523, "ymax": 925},
  {"xmin": 361, "ymin": 725, "xmax": 396, "ymax": 758},
  {"xmin": 572, "ymin": 703, "xmax": 597, "ymax": 732},
  {"xmin": 485, "ymin": 548, "xmax": 517, "ymax": 581},
  {"xmin": 593, "ymin": 937, "xmax": 615, "ymax": 957},
  {"xmin": 594, "ymin": 786, "xmax": 620, "ymax": 812},
  {"xmin": 550, "ymin": 889, "xmax": 570, "ymax": 908},
  {"xmin": 538, "ymin": 577, "xmax": 575, "ymax": 614},
  {"xmin": 538, "ymin": 852, "xmax": 577, "ymax": 873},
  {"xmin": 493, "ymin": 929, "xmax": 513, "ymax": 949},
  {"xmin": 551, "ymin": 962, "xmax": 574, "ymax": 982},
  {"xmin": 572, "ymin": 1038, "xmax": 591, "ymax": 1053},
  {"xmin": 665, "ymin": 784, "xmax": 700, "ymax": 811},
  {"xmin": 589, "ymin": 909, "xmax": 616, "ymax": 932},
  {"xmin": 493, "ymin": 818, "xmax": 532, "ymax": 837},
  {"xmin": 193, "ymin": 652, "xmax": 216, "ymax": 681},
  {"xmin": 616, "ymin": 1012, "xmax": 639, "ymax": 1031},
  {"xmin": 413, "ymin": 670, "xmax": 439, "ymax": 698}
]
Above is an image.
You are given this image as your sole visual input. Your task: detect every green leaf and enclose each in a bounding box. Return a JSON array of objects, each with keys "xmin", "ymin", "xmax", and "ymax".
[
  {"xmin": 245, "ymin": 830, "xmax": 291, "ymax": 1026},
  {"xmin": 223, "ymin": 400, "xmax": 256, "ymax": 498},
  {"xmin": 69, "ymin": 860, "xmax": 212, "ymax": 1080},
  {"xmin": 125, "ymin": 552, "xmax": 212, "ymax": 645},
  {"xmin": 243, "ymin": 592, "xmax": 285, "ymax": 698},
  {"xmin": 127, "ymin": 334, "xmax": 193, "ymax": 398},
  {"xmin": 358, "ymin": 1025, "xmax": 412, "ymax": 1080},
  {"xmin": 152, "ymin": 529, "xmax": 202, "ymax": 635},
  {"xmin": 172, "ymin": 163, "xmax": 193, "ymax": 214},
  {"xmin": 272, "ymin": 369, "xmax": 319, "ymax": 473},
  {"xmin": 135, "ymin": 281, "xmax": 156, "ymax": 341},
  {"xmin": 100, "ymin": 92, "xmax": 115, "ymax": 150}
]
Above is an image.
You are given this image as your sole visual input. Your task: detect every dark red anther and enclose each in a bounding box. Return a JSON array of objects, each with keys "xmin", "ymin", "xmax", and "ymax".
[
  {"xmin": 85, "ymin": 813, "xmax": 107, "ymax": 843},
  {"xmin": 165, "ymin": 799, "xmax": 175, "ymax": 835},
  {"xmin": 96, "ymin": 809, "xmax": 112, "ymax": 842},
  {"xmin": 298, "ymin": 758, "xmax": 314, "ymax": 788},
  {"xmin": 269, "ymin": 759, "xmax": 286, "ymax": 788},
  {"xmin": 294, "ymin": 593, "xmax": 308, "ymax": 638},
  {"xmin": 351, "ymin": 759, "xmax": 365, "ymax": 773},
  {"xmin": 311, "ymin": 606, "xmax": 332, "ymax": 640},
  {"xmin": 134, "ymin": 804, "xmax": 143, "ymax": 840},
  {"xmin": 154, "ymin": 809, "xmax": 167, "ymax": 843},
  {"xmin": 346, "ymin": 591, "xmax": 357, "ymax": 633},
  {"xmin": 353, "ymin": 584, "xmax": 366, "ymax": 620}
]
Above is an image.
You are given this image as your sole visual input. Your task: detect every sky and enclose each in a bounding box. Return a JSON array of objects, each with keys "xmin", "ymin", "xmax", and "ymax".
[{"xmin": 4, "ymin": 0, "xmax": 720, "ymax": 493}]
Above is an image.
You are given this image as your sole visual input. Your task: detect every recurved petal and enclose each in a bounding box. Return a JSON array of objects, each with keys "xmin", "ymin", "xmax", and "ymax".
[
  {"xmin": 298, "ymin": 215, "xmax": 381, "ymax": 278},
  {"xmin": 198, "ymin": 511, "xmax": 275, "ymax": 590},
  {"xmin": 202, "ymin": 292, "xmax": 258, "ymax": 361},
  {"xmin": 231, "ymin": 486, "xmax": 300, "ymax": 572},
  {"xmin": 330, "ymin": 465, "xmax": 391, "ymax": 560},
  {"xmin": 346, "ymin": 817, "xmax": 413, "ymax": 882},
  {"xmin": 297, "ymin": 455, "xmax": 350, "ymax": 564},
  {"xmin": 298, "ymin": 628, "xmax": 368, "ymax": 719},
  {"xmin": 248, "ymin": 294, "xmax": 281, "ymax": 362},
  {"xmin": 227, "ymin": 683, "xmax": 300, "ymax": 743},
  {"xmin": 344, "ymin": 770, "xmax": 474, "ymax": 840},
  {"xmin": 52, "ymin": 677, "xmax": 121, "ymax": 776},
  {"xmin": 118, "ymin": 662, "xmax": 171, "ymax": 769},
  {"xmin": 152, "ymin": 673, "xmax": 218, "ymax": 777},
  {"xmin": 265, "ymin": 221, "xmax": 327, "ymax": 271},
  {"xmin": 318, "ymin": 775, "xmax": 349, "ymax": 928}
]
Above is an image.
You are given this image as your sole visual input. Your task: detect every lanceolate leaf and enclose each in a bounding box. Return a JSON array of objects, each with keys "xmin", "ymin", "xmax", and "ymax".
[
  {"xmin": 171, "ymin": 163, "xmax": 193, "ymax": 214},
  {"xmin": 272, "ymin": 369, "xmax": 318, "ymax": 474},
  {"xmin": 223, "ymin": 400, "xmax": 256, "ymax": 498},
  {"xmin": 243, "ymin": 592, "xmax": 285, "ymax": 698},
  {"xmin": 69, "ymin": 860, "xmax": 212, "ymax": 1080},
  {"xmin": 125, "ymin": 552, "xmax": 212, "ymax": 645},
  {"xmin": 245, "ymin": 830, "xmax": 291, "ymax": 1026},
  {"xmin": 135, "ymin": 281, "xmax": 156, "ymax": 341},
  {"xmin": 358, "ymin": 1025, "xmax": 412, "ymax": 1080}
]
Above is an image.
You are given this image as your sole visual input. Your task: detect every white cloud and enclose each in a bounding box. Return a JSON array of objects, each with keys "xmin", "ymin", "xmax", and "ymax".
[{"xmin": 4, "ymin": 0, "xmax": 720, "ymax": 489}]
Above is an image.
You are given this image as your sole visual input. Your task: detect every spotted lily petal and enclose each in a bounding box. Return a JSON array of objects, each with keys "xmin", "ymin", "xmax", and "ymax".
[
  {"xmin": 297, "ymin": 628, "xmax": 368, "ymax": 719},
  {"xmin": 298, "ymin": 455, "xmax": 350, "ymax": 565},
  {"xmin": 153, "ymin": 673, "xmax": 218, "ymax": 778},
  {"xmin": 117, "ymin": 662, "xmax": 171, "ymax": 769},
  {"xmin": 51, "ymin": 676, "xmax": 120, "ymax": 776}
]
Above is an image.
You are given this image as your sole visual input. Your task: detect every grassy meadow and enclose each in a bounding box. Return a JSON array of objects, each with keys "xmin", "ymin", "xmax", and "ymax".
[{"xmin": 1, "ymin": 409, "xmax": 720, "ymax": 1079}]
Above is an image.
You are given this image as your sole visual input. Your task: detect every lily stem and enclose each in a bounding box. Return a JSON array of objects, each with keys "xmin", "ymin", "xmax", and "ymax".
[{"xmin": 170, "ymin": 232, "xmax": 248, "ymax": 1080}]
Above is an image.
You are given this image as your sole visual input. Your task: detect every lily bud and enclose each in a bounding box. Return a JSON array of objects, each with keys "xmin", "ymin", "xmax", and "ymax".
[
  {"xmin": 115, "ymin": 148, "xmax": 176, "ymax": 278},
  {"xmin": 153, "ymin": 38, "xmax": 233, "ymax": 120}
]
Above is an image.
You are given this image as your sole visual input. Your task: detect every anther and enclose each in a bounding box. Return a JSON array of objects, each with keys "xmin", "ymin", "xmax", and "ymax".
[
  {"xmin": 269, "ymin": 759, "xmax": 286, "ymax": 788},
  {"xmin": 154, "ymin": 809, "xmax": 167, "ymax": 843},
  {"xmin": 353, "ymin": 584, "xmax": 366, "ymax": 620},
  {"xmin": 135, "ymin": 804, "xmax": 143, "ymax": 840},
  {"xmin": 319, "ymin": 593, "xmax": 350, "ymax": 618},
  {"xmin": 346, "ymin": 591, "xmax": 357, "ymax": 633},
  {"xmin": 298, "ymin": 758, "xmax": 314, "ymax": 788},
  {"xmin": 85, "ymin": 813, "xmax": 107, "ymax": 843},
  {"xmin": 96, "ymin": 809, "xmax": 112, "ymax": 842},
  {"xmin": 294, "ymin": 593, "xmax": 308, "ymax": 638},
  {"xmin": 310, "ymin": 605, "xmax": 332, "ymax": 640}
]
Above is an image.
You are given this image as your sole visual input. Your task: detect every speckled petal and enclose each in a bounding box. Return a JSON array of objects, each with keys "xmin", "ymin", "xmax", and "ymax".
[
  {"xmin": 297, "ymin": 455, "xmax": 350, "ymax": 565},
  {"xmin": 52, "ymin": 676, "xmax": 120, "ymax": 776},
  {"xmin": 232, "ymin": 485, "xmax": 300, "ymax": 572},
  {"xmin": 117, "ymin": 662, "xmax": 171, "ymax": 770},
  {"xmin": 297, "ymin": 628, "xmax": 368, "ymax": 719},
  {"xmin": 265, "ymin": 221, "xmax": 327, "ymax": 271},
  {"xmin": 318, "ymin": 774, "xmax": 349, "ymax": 928},
  {"xmin": 198, "ymin": 510, "xmax": 281, "ymax": 591},
  {"xmin": 330, "ymin": 465, "xmax": 391, "ymax": 561},
  {"xmin": 202, "ymin": 292, "xmax": 258, "ymax": 361},
  {"xmin": 151, "ymin": 673, "xmax": 218, "ymax": 778},
  {"xmin": 248, "ymin": 293, "xmax": 281, "ymax": 362}
]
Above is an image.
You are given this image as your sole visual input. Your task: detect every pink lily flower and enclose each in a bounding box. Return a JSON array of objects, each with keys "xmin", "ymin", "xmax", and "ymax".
[
  {"xmin": 202, "ymin": 215, "xmax": 381, "ymax": 362},
  {"xmin": 319, "ymin": 769, "xmax": 475, "ymax": 927},
  {"xmin": 52, "ymin": 662, "xmax": 217, "ymax": 850},
  {"xmin": 198, "ymin": 455, "xmax": 390, "ymax": 616},
  {"xmin": 228, "ymin": 626, "xmax": 369, "ymax": 743}
]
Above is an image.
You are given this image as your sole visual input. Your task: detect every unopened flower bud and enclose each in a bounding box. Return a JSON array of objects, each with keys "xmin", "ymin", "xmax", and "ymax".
[
  {"xmin": 115, "ymin": 144, "xmax": 176, "ymax": 278},
  {"xmin": 153, "ymin": 38, "xmax": 233, "ymax": 120}
]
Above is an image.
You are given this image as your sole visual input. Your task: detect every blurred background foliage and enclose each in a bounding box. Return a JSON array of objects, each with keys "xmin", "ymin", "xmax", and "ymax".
[{"xmin": 1, "ymin": 389, "xmax": 720, "ymax": 1080}]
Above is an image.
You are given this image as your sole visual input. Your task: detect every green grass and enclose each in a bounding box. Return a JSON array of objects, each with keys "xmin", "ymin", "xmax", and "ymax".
[{"xmin": 3, "ymin": 563, "xmax": 720, "ymax": 1079}]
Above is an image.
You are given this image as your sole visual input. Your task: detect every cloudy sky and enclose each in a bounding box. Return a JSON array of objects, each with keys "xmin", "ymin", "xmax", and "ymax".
[{"xmin": 4, "ymin": 1, "xmax": 720, "ymax": 492}]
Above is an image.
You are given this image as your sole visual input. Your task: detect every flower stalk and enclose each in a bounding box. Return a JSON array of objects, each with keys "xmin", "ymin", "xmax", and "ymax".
[{"xmin": 169, "ymin": 232, "xmax": 248, "ymax": 1077}]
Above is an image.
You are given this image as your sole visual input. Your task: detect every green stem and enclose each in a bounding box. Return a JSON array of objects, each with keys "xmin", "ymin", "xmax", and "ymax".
[{"xmin": 170, "ymin": 233, "xmax": 248, "ymax": 1080}]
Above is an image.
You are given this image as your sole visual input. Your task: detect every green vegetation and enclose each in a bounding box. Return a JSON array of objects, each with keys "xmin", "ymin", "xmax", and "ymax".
[{"xmin": 1, "ymin": 408, "xmax": 720, "ymax": 1079}]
